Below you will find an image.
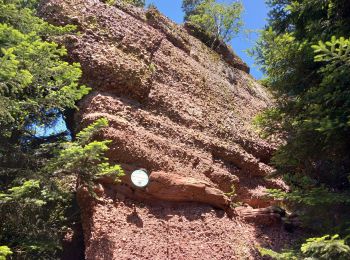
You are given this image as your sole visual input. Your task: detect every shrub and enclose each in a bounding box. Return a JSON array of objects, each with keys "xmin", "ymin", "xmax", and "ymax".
[
  {"xmin": 259, "ymin": 234, "xmax": 350, "ymax": 260},
  {"xmin": 105, "ymin": 0, "xmax": 145, "ymax": 8},
  {"xmin": 301, "ymin": 235, "xmax": 350, "ymax": 259}
]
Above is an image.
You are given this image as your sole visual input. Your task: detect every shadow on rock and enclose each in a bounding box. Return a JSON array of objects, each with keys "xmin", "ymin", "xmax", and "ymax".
[{"xmin": 126, "ymin": 208, "xmax": 144, "ymax": 228}]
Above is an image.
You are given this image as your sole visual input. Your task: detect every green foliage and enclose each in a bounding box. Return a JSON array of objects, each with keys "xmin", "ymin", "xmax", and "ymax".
[
  {"xmin": 123, "ymin": 0, "xmax": 145, "ymax": 7},
  {"xmin": 0, "ymin": 0, "xmax": 76, "ymax": 36},
  {"xmin": 105, "ymin": 0, "xmax": 116, "ymax": 5},
  {"xmin": 47, "ymin": 118, "xmax": 124, "ymax": 192},
  {"xmin": 0, "ymin": 246, "xmax": 12, "ymax": 260},
  {"xmin": 312, "ymin": 36, "xmax": 350, "ymax": 64},
  {"xmin": 187, "ymin": 0, "xmax": 243, "ymax": 45},
  {"xmin": 252, "ymin": 0, "xmax": 350, "ymax": 254},
  {"xmin": 147, "ymin": 3, "xmax": 156, "ymax": 9},
  {"xmin": 148, "ymin": 62, "xmax": 157, "ymax": 74},
  {"xmin": 266, "ymin": 187, "xmax": 350, "ymax": 206},
  {"xmin": 0, "ymin": 1, "xmax": 90, "ymax": 140},
  {"xmin": 259, "ymin": 247, "xmax": 298, "ymax": 260},
  {"xmin": 253, "ymin": 107, "xmax": 286, "ymax": 139},
  {"xmin": 0, "ymin": 23, "xmax": 90, "ymax": 135},
  {"xmin": 75, "ymin": 118, "xmax": 109, "ymax": 145},
  {"xmin": 301, "ymin": 235, "xmax": 350, "ymax": 259},
  {"xmin": 182, "ymin": 0, "xmax": 204, "ymax": 20},
  {"xmin": 0, "ymin": 1, "xmax": 107, "ymax": 258},
  {"xmin": 224, "ymin": 184, "xmax": 236, "ymax": 198},
  {"xmin": 0, "ymin": 119, "xmax": 123, "ymax": 258},
  {"xmin": 105, "ymin": 0, "xmax": 145, "ymax": 8},
  {"xmin": 0, "ymin": 178, "xmax": 71, "ymax": 258},
  {"xmin": 0, "ymin": 1, "xmax": 123, "ymax": 258},
  {"xmin": 260, "ymin": 235, "xmax": 350, "ymax": 260},
  {"xmin": 252, "ymin": 0, "xmax": 350, "ymax": 189},
  {"xmin": 266, "ymin": 174, "xmax": 346, "ymax": 206}
]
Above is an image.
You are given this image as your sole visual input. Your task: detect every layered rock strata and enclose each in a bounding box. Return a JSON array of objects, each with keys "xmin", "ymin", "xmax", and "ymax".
[{"xmin": 39, "ymin": 0, "xmax": 293, "ymax": 258}]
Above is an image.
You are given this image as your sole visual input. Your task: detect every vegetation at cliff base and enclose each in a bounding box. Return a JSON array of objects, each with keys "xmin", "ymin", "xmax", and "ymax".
[{"xmin": 260, "ymin": 234, "xmax": 350, "ymax": 260}]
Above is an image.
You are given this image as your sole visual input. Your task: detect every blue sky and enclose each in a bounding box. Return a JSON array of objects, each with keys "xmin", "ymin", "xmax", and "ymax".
[{"xmin": 145, "ymin": 0, "xmax": 268, "ymax": 79}]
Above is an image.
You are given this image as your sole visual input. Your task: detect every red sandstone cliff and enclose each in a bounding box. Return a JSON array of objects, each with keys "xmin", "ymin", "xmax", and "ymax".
[{"xmin": 39, "ymin": 1, "xmax": 299, "ymax": 258}]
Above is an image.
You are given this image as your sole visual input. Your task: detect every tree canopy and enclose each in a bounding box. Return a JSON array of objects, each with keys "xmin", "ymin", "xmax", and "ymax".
[
  {"xmin": 183, "ymin": 0, "xmax": 243, "ymax": 45},
  {"xmin": 182, "ymin": 0, "xmax": 204, "ymax": 20},
  {"xmin": 253, "ymin": 0, "xmax": 350, "ymax": 188},
  {"xmin": 252, "ymin": 0, "xmax": 350, "ymax": 258}
]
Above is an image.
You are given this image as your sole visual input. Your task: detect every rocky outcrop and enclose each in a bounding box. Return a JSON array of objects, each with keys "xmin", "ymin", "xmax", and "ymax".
[
  {"xmin": 39, "ymin": 0, "xmax": 295, "ymax": 259},
  {"xmin": 100, "ymin": 171, "xmax": 231, "ymax": 210},
  {"xmin": 183, "ymin": 22, "xmax": 250, "ymax": 73}
]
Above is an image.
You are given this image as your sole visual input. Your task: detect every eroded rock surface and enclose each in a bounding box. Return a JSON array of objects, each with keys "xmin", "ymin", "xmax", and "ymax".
[{"xmin": 39, "ymin": 0, "xmax": 296, "ymax": 258}]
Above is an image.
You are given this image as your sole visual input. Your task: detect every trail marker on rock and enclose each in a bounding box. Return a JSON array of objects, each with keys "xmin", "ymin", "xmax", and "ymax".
[{"xmin": 131, "ymin": 169, "xmax": 149, "ymax": 188}]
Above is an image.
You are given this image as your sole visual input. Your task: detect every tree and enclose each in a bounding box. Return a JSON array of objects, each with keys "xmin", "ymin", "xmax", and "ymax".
[
  {"xmin": 253, "ymin": 0, "xmax": 350, "ymax": 188},
  {"xmin": 0, "ymin": 118, "xmax": 123, "ymax": 258},
  {"xmin": 47, "ymin": 118, "xmax": 124, "ymax": 193},
  {"xmin": 252, "ymin": 0, "xmax": 350, "ymax": 256},
  {"xmin": 186, "ymin": 0, "xmax": 243, "ymax": 45},
  {"xmin": 182, "ymin": 0, "xmax": 205, "ymax": 20},
  {"xmin": 0, "ymin": 0, "xmax": 123, "ymax": 258},
  {"xmin": 259, "ymin": 234, "xmax": 350, "ymax": 259}
]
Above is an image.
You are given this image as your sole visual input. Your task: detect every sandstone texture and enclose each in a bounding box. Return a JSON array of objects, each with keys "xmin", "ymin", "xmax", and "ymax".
[{"xmin": 39, "ymin": 0, "xmax": 298, "ymax": 259}]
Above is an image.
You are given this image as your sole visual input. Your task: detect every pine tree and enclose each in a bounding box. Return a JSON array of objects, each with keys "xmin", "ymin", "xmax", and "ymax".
[
  {"xmin": 0, "ymin": 1, "xmax": 123, "ymax": 257},
  {"xmin": 252, "ymin": 1, "xmax": 350, "ymax": 258}
]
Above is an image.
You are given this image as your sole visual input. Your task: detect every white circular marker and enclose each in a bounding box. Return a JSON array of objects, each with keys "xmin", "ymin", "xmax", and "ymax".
[{"xmin": 131, "ymin": 169, "xmax": 149, "ymax": 188}]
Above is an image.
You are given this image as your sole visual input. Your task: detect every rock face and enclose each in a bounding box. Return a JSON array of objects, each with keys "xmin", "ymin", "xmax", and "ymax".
[{"xmin": 39, "ymin": 0, "xmax": 296, "ymax": 259}]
